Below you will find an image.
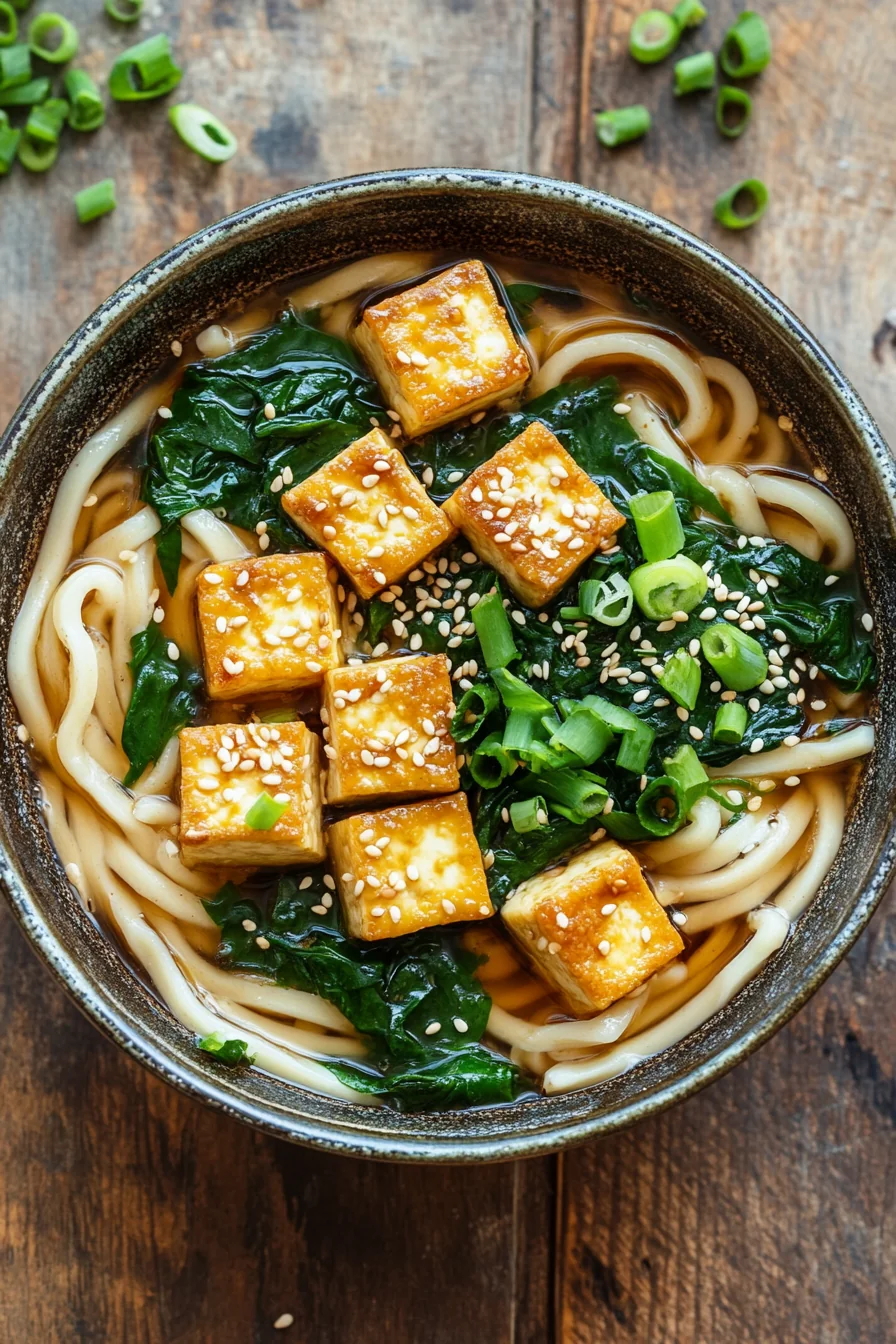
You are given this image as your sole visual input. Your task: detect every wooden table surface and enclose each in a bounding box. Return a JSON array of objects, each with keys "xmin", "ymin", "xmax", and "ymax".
[{"xmin": 1, "ymin": 3, "xmax": 894, "ymax": 1341}]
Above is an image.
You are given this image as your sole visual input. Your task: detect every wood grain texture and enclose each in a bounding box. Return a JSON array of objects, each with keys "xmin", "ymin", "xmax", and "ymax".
[{"xmin": 1, "ymin": 1, "xmax": 894, "ymax": 1341}]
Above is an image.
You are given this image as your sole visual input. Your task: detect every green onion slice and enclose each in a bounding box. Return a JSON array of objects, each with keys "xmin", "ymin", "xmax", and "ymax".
[
  {"xmin": 257, "ymin": 708, "xmax": 298, "ymax": 724},
  {"xmin": 630, "ymin": 9, "xmax": 680, "ymax": 63},
  {"xmin": 0, "ymin": 4, "xmax": 17, "ymax": 48},
  {"xmin": 0, "ymin": 121, "xmax": 19, "ymax": 171},
  {"xmin": 109, "ymin": 33, "xmax": 182, "ymax": 101},
  {"xmin": 0, "ymin": 75, "xmax": 48, "ymax": 105},
  {"xmin": 196, "ymin": 1032, "xmax": 254, "ymax": 1065},
  {"xmin": 17, "ymin": 129, "xmax": 56, "ymax": 170},
  {"xmin": 0, "ymin": 41, "xmax": 29, "ymax": 88},
  {"xmin": 74, "ymin": 177, "xmax": 116, "ymax": 223},
  {"xmin": 491, "ymin": 667, "xmax": 553, "ymax": 716},
  {"xmin": 657, "ymin": 647, "xmax": 702, "ymax": 710},
  {"xmin": 64, "ymin": 68, "xmax": 104, "ymax": 130},
  {"xmin": 169, "ymin": 101, "xmax": 237, "ymax": 162},
  {"xmin": 615, "ymin": 719, "xmax": 655, "ymax": 774},
  {"xmin": 24, "ymin": 95, "xmax": 67, "ymax": 144},
  {"xmin": 451, "ymin": 684, "xmax": 500, "ymax": 743},
  {"xmin": 105, "ymin": 0, "xmax": 144, "ymax": 21},
  {"xmin": 595, "ymin": 104, "xmax": 651, "ymax": 148},
  {"xmin": 673, "ymin": 50, "xmax": 716, "ymax": 96},
  {"xmin": 715, "ymin": 85, "xmax": 752, "ymax": 138},
  {"xmin": 502, "ymin": 708, "xmax": 545, "ymax": 757},
  {"xmin": 550, "ymin": 707, "xmax": 613, "ymax": 767},
  {"xmin": 713, "ymin": 700, "xmax": 748, "ymax": 744},
  {"xmin": 244, "ymin": 791, "xmax": 288, "ymax": 831},
  {"xmin": 580, "ymin": 573, "xmax": 633, "ymax": 626},
  {"xmin": 720, "ymin": 10, "xmax": 771, "ymax": 78},
  {"xmin": 535, "ymin": 768, "xmax": 609, "ymax": 821},
  {"xmin": 635, "ymin": 775, "xmax": 686, "ymax": 837},
  {"xmin": 714, "ymin": 179, "xmax": 768, "ymax": 230},
  {"xmin": 472, "ymin": 590, "xmax": 518, "ymax": 669},
  {"xmin": 629, "ymin": 553, "xmax": 708, "ymax": 620},
  {"xmin": 28, "ymin": 12, "xmax": 78, "ymax": 63},
  {"xmin": 699, "ymin": 622, "xmax": 768, "ymax": 690},
  {"xmin": 469, "ymin": 732, "xmax": 517, "ymax": 789},
  {"xmin": 510, "ymin": 796, "xmax": 548, "ymax": 834},
  {"xmin": 663, "ymin": 743, "xmax": 708, "ymax": 810},
  {"xmin": 672, "ymin": 0, "xmax": 707, "ymax": 28},
  {"xmin": 630, "ymin": 490, "xmax": 685, "ymax": 562}
]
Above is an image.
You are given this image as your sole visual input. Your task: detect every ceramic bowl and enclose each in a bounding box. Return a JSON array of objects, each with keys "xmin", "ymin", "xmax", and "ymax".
[{"xmin": 1, "ymin": 169, "xmax": 894, "ymax": 1162}]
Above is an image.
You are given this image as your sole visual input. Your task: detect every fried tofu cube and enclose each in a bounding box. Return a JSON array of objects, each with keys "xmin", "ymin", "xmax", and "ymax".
[
  {"xmin": 443, "ymin": 420, "xmax": 626, "ymax": 608},
  {"xmin": 501, "ymin": 840, "xmax": 684, "ymax": 1014},
  {"xmin": 327, "ymin": 793, "xmax": 493, "ymax": 941},
  {"xmin": 354, "ymin": 260, "xmax": 530, "ymax": 437},
  {"xmin": 281, "ymin": 429, "xmax": 454, "ymax": 599},
  {"xmin": 322, "ymin": 654, "xmax": 459, "ymax": 805},
  {"xmin": 196, "ymin": 552, "xmax": 342, "ymax": 701},
  {"xmin": 179, "ymin": 721, "xmax": 324, "ymax": 868}
]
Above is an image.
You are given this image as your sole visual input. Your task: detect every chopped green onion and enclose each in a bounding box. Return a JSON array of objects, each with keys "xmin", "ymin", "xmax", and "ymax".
[
  {"xmin": 615, "ymin": 719, "xmax": 656, "ymax": 774},
  {"xmin": 550, "ymin": 707, "xmax": 613, "ymax": 767},
  {"xmin": 491, "ymin": 667, "xmax": 552, "ymax": 715},
  {"xmin": 580, "ymin": 572, "xmax": 633, "ymax": 626},
  {"xmin": 0, "ymin": 75, "xmax": 48, "ymax": 105},
  {"xmin": 18, "ymin": 133, "xmax": 55, "ymax": 170},
  {"xmin": 510, "ymin": 796, "xmax": 548, "ymax": 834},
  {"xmin": 522, "ymin": 739, "xmax": 567, "ymax": 773},
  {"xmin": 630, "ymin": 491, "xmax": 685, "ymax": 562},
  {"xmin": 9, "ymin": 0, "xmax": 32, "ymax": 9},
  {"xmin": 657, "ymin": 647, "xmax": 702, "ymax": 710},
  {"xmin": 714, "ymin": 178, "xmax": 768, "ymax": 230},
  {"xmin": 663, "ymin": 743, "xmax": 708, "ymax": 810},
  {"xmin": 472, "ymin": 590, "xmax": 518, "ymax": 669},
  {"xmin": 535, "ymin": 768, "xmax": 609, "ymax": 821},
  {"xmin": 629, "ymin": 553, "xmax": 708, "ymax": 620},
  {"xmin": 244, "ymin": 791, "xmax": 288, "ymax": 831},
  {"xmin": 257, "ymin": 707, "xmax": 298, "ymax": 724},
  {"xmin": 502, "ymin": 708, "xmax": 543, "ymax": 756},
  {"xmin": 468, "ymin": 732, "xmax": 517, "ymax": 789},
  {"xmin": 674, "ymin": 50, "xmax": 716, "ymax": 95},
  {"xmin": 672, "ymin": 0, "xmax": 707, "ymax": 28},
  {"xmin": 109, "ymin": 33, "xmax": 182, "ymax": 101},
  {"xmin": 699, "ymin": 622, "xmax": 768, "ymax": 690},
  {"xmin": 196, "ymin": 1033, "xmax": 254, "ymax": 1065},
  {"xmin": 630, "ymin": 9, "xmax": 680, "ymax": 63},
  {"xmin": 720, "ymin": 10, "xmax": 771, "ymax": 78},
  {"xmin": 105, "ymin": 0, "xmax": 144, "ymax": 21},
  {"xmin": 595, "ymin": 104, "xmax": 651, "ymax": 148},
  {"xmin": 715, "ymin": 85, "xmax": 752, "ymax": 138},
  {"xmin": 713, "ymin": 700, "xmax": 748, "ymax": 744},
  {"xmin": 0, "ymin": 120, "xmax": 19, "ymax": 170},
  {"xmin": 635, "ymin": 775, "xmax": 685, "ymax": 837},
  {"xmin": 0, "ymin": 4, "xmax": 17, "ymax": 47},
  {"xmin": 28, "ymin": 12, "xmax": 78, "ymax": 63},
  {"xmin": 64, "ymin": 68, "xmax": 104, "ymax": 130},
  {"xmin": 24, "ymin": 95, "xmax": 67, "ymax": 143},
  {"xmin": 451, "ymin": 684, "xmax": 500, "ymax": 743},
  {"xmin": 0, "ymin": 41, "xmax": 29, "ymax": 88},
  {"xmin": 169, "ymin": 102, "xmax": 238, "ymax": 163},
  {"xmin": 74, "ymin": 178, "xmax": 116, "ymax": 223}
]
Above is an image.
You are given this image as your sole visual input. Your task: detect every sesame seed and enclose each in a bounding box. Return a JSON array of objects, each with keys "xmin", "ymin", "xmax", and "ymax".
[
  {"xmin": 613, "ymin": 402, "xmax": 632, "ymax": 414},
  {"xmin": 749, "ymin": 738, "xmax": 764, "ymax": 753},
  {"xmin": 641, "ymin": 926, "xmax": 651, "ymax": 944},
  {"xmin": 672, "ymin": 911, "xmax": 687, "ymax": 927},
  {"xmin": 166, "ymin": 642, "xmax": 179, "ymax": 661},
  {"xmin": 688, "ymin": 726, "xmax": 704, "ymax": 741},
  {"xmin": 453, "ymin": 1017, "xmax": 469, "ymax": 1033},
  {"xmin": 785, "ymin": 775, "xmax": 800, "ymax": 786},
  {"xmin": 598, "ymin": 940, "xmax": 611, "ymax": 956},
  {"xmin": 862, "ymin": 613, "xmax": 874, "ymax": 632},
  {"xmin": 170, "ymin": 339, "xmax": 183, "ymax": 357}
]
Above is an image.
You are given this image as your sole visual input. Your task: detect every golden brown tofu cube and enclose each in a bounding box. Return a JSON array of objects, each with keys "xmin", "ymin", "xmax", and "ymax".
[
  {"xmin": 443, "ymin": 420, "xmax": 626, "ymax": 608},
  {"xmin": 354, "ymin": 260, "xmax": 530, "ymax": 437},
  {"xmin": 281, "ymin": 429, "xmax": 454, "ymax": 599},
  {"xmin": 322, "ymin": 654, "xmax": 459, "ymax": 806},
  {"xmin": 179, "ymin": 721, "xmax": 325, "ymax": 868},
  {"xmin": 196, "ymin": 552, "xmax": 342, "ymax": 701},
  {"xmin": 501, "ymin": 840, "xmax": 684, "ymax": 1014},
  {"xmin": 327, "ymin": 793, "xmax": 493, "ymax": 941}
]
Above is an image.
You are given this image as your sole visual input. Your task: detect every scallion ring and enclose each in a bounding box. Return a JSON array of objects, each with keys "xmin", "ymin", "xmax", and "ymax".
[
  {"xmin": 64, "ymin": 67, "xmax": 104, "ymax": 130},
  {"xmin": 673, "ymin": 50, "xmax": 716, "ymax": 96},
  {"xmin": 109, "ymin": 33, "xmax": 181, "ymax": 101},
  {"xmin": 451, "ymin": 684, "xmax": 500, "ymax": 743},
  {"xmin": 471, "ymin": 589, "xmax": 518, "ymax": 669},
  {"xmin": 720, "ymin": 10, "xmax": 771, "ymax": 78},
  {"xmin": 699, "ymin": 622, "xmax": 768, "ymax": 690},
  {"xmin": 630, "ymin": 9, "xmax": 680, "ymax": 63},
  {"xmin": 468, "ymin": 733, "xmax": 517, "ymax": 789},
  {"xmin": 657, "ymin": 647, "xmax": 702, "ymax": 710},
  {"xmin": 635, "ymin": 776, "xmax": 686, "ymax": 837},
  {"xmin": 595, "ymin": 104, "xmax": 651, "ymax": 148},
  {"xmin": 630, "ymin": 490, "xmax": 684, "ymax": 562},
  {"xmin": 169, "ymin": 102, "xmax": 237, "ymax": 163},
  {"xmin": 28, "ymin": 12, "xmax": 78, "ymax": 64},
  {"xmin": 714, "ymin": 178, "xmax": 769, "ymax": 230},
  {"xmin": 715, "ymin": 85, "xmax": 752, "ymax": 138},
  {"xmin": 629, "ymin": 553, "xmax": 708, "ymax": 619},
  {"xmin": 510, "ymin": 796, "xmax": 548, "ymax": 834},
  {"xmin": 74, "ymin": 177, "xmax": 116, "ymax": 223},
  {"xmin": 244, "ymin": 792, "xmax": 289, "ymax": 831},
  {"xmin": 0, "ymin": 3, "xmax": 17, "ymax": 48},
  {"xmin": 0, "ymin": 75, "xmax": 47, "ymax": 105},
  {"xmin": 0, "ymin": 41, "xmax": 29, "ymax": 88},
  {"xmin": 713, "ymin": 700, "xmax": 748, "ymax": 744},
  {"xmin": 0, "ymin": 121, "xmax": 19, "ymax": 171},
  {"xmin": 104, "ymin": 0, "xmax": 144, "ymax": 21},
  {"xmin": 672, "ymin": 0, "xmax": 706, "ymax": 28},
  {"xmin": 17, "ymin": 129, "xmax": 56, "ymax": 170},
  {"xmin": 580, "ymin": 573, "xmax": 634, "ymax": 626},
  {"xmin": 23, "ymin": 94, "xmax": 66, "ymax": 143}
]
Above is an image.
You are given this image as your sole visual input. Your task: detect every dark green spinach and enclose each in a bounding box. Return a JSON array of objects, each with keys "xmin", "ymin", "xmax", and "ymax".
[{"xmin": 121, "ymin": 623, "xmax": 203, "ymax": 787}]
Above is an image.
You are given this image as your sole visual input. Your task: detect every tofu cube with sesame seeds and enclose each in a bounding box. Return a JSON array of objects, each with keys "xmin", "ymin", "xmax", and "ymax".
[
  {"xmin": 322, "ymin": 653, "xmax": 459, "ymax": 806},
  {"xmin": 442, "ymin": 420, "xmax": 626, "ymax": 608},
  {"xmin": 327, "ymin": 793, "xmax": 493, "ymax": 941},
  {"xmin": 353, "ymin": 260, "xmax": 531, "ymax": 438},
  {"xmin": 501, "ymin": 839, "xmax": 683, "ymax": 1015},
  {"xmin": 178, "ymin": 721, "xmax": 325, "ymax": 868},
  {"xmin": 196, "ymin": 552, "xmax": 342, "ymax": 701},
  {"xmin": 281, "ymin": 429, "xmax": 455, "ymax": 599}
]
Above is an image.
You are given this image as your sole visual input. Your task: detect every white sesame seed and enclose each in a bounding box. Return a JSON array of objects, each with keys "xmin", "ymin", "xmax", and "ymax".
[
  {"xmin": 784, "ymin": 775, "xmax": 800, "ymax": 786},
  {"xmin": 598, "ymin": 940, "xmax": 611, "ymax": 956},
  {"xmin": 453, "ymin": 1017, "xmax": 469, "ymax": 1033},
  {"xmin": 672, "ymin": 911, "xmax": 687, "ymax": 927},
  {"xmin": 749, "ymin": 738, "xmax": 764, "ymax": 753},
  {"xmin": 862, "ymin": 613, "xmax": 874, "ymax": 632},
  {"xmin": 641, "ymin": 926, "xmax": 651, "ymax": 944}
]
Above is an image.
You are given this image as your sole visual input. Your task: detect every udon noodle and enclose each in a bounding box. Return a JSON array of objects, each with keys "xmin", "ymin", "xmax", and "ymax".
[{"xmin": 8, "ymin": 251, "xmax": 874, "ymax": 1107}]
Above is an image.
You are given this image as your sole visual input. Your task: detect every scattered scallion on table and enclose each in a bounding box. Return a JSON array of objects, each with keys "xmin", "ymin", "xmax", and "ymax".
[
  {"xmin": 109, "ymin": 32, "xmax": 181, "ymax": 101},
  {"xmin": 630, "ymin": 9, "xmax": 680, "ymax": 63},
  {"xmin": 715, "ymin": 84, "xmax": 752, "ymax": 138},
  {"xmin": 168, "ymin": 102, "xmax": 237, "ymax": 162},
  {"xmin": 74, "ymin": 176, "xmax": 116, "ymax": 222},
  {"xmin": 0, "ymin": 74, "xmax": 47, "ymax": 105},
  {"xmin": 104, "ymin": 0, "xmax": 144, "ymax": 21},
  {"xmin": 714, "ymin": 177, "xmax": 769, "ymax": 229},
  {"xmin": 0, "ymin": 110, "xmax": 19, "ymax": 170},
  {"xmin": 720, "ymin": 9, "xmax": 771, "ymax": 78},
  {"xmin": 671, "ymin": 0, "xmax": 706, "ymax": 28},
  {"xmin": 673, "ymin": 50, "xmax": 716, "ymax": 96},
  {"xmin": 595, "ymin": 104, "xmax": 651, "ymax": 148},
  {"xmin": 0, "ymin": 3, "xmax": 17, "ymax": 48},
  {"xmin": 0, "ymin": 41, "xmax": 30, "ymax": 89},
  {"xmin": 64, "ymin": 68, "xmax": 104, "ymax": 130},
  {"xmin": 24, "ymin": 94, "xmax": 67, "ymax": 143},
  {"xmin": 28, "ymin": 12, "xmax": 78, "ymax": 64}
]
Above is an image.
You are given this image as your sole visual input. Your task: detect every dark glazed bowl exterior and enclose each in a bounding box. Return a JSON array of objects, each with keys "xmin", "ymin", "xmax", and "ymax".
[{"xmin": 1, "ymin": 170, "xmax": 894, "ymax": 1163}]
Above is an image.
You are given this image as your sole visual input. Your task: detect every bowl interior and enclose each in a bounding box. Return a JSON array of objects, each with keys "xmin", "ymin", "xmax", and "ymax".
[{"xmin": 1, "ymin": 171, "xmax": 894, "ymax": 1161}]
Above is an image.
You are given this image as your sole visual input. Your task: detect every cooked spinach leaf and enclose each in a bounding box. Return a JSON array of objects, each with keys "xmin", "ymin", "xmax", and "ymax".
[
  {"xmin": 196, "ymin": 1033, "xmax": 255, "ymax": 1065},
  {"xmin": 203, "ymin": 873, "xmax": 521, "ymax": 1111},
  {"xmin": 121, "ymin": 623, "xmax": 203, "ymax": 787},
  {"xmin": 142, "ymin": 311, "xmax": 385, "ymax": 590}
]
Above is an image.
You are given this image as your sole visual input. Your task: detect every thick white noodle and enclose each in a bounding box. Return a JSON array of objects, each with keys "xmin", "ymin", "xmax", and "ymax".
[
  {"xmin": 750, "ymin": 473, "xmax": 855, "ymax": 568},
  {"xmin": 626, "ymin": 392, "xmax": 691, "ymax": 467},
  {"xmin": 709, "ymin": 725, "xmax": 874, "ymax": 778},
  {"xmin": 289, "ymin": 252, "xmax": 435, "ymax": 312},
  {"xmin": 698, "ymin": 356, "xmax": 759, "ymax": 461},
  {"xmin": 181, "ymin": 509, "xmax": 251, "ymax": 562}
]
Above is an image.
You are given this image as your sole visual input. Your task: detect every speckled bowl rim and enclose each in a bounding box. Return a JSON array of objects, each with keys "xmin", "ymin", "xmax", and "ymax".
[{"xmin": 1, "ymin": 169, "xmax": 894, "ymax": 1163}]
